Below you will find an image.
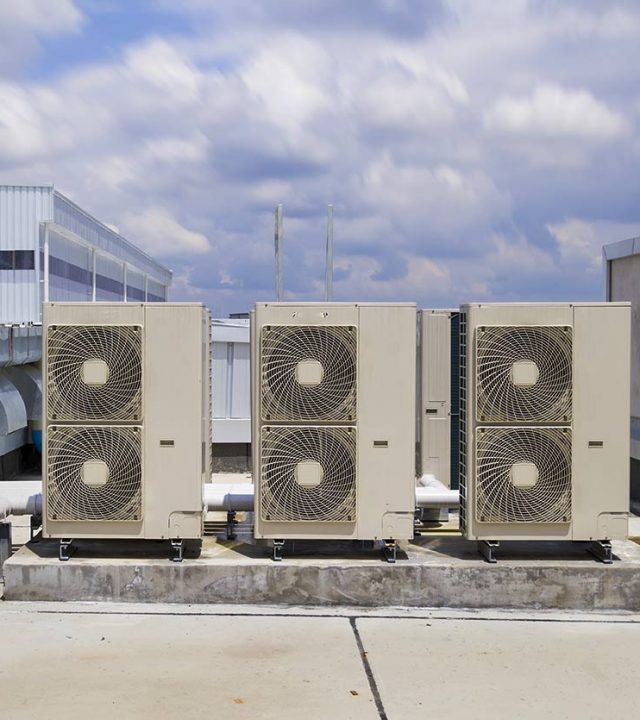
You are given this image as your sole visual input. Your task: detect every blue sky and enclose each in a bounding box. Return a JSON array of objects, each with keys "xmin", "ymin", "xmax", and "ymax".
[{"xmin": 1, "ymin": 0, "xmax": 639, "ymax": 315}]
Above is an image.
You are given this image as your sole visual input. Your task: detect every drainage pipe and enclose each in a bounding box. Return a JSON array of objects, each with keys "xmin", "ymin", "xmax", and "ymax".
[{"xmin": 0, "ymin": 480, "xmax": 458, "ymax": 517}]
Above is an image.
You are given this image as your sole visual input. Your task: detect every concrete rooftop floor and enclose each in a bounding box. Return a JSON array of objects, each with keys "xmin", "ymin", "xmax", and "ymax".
[{"xmin": 1, "ymin": 601, "xmax": 640, "ymax": 720}]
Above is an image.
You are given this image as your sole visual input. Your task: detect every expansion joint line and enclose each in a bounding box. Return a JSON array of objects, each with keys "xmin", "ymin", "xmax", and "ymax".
[{"xmin": 349, "ymin": 616, "xmax": 388, "ymax": 720}]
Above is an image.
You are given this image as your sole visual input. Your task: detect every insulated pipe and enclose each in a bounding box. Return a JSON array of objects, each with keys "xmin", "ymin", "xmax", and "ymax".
[
  {"xmin": 203, "ymin": 483, "xmax": 255, "ymax": 512},
  {"xmin": 0, "ymin": 485, "xmax": 42, "ymax": 520},
  {"xmin": 415, "ymin": 473, "xmax": 460, "ymax": 508},
  {"xmin": 0, "ymin": 480, "xmax": 457, "ymax": 518},
  {"xmin": 415, "ymin": 486, "xmax": 459, "ymax": 508}
]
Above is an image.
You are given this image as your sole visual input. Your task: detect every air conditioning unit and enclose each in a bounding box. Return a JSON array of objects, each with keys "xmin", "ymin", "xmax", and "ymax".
[
  {"xmin": 459, "ymin": 302, "xmax": 630, "ymax": 562},
  {"xmin": 419, "ymin": 309, "xmax": 459, "ymax": 488},
  {"xmin": 43, "ymin": 302, "xmax": 211, "ymax": 561},
  {"xmin": 252, "ymin": 303, "xmax": 416, "ymax": 561}
]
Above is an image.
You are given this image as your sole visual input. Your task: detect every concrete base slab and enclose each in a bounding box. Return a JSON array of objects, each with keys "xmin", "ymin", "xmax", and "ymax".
[{"xmin": 5, "ymin": 533, "xmax": 640, "ymax": 610}]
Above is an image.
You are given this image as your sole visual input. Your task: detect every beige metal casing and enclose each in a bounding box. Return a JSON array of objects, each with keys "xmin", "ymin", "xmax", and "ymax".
[
  {"xmin": 460, "ymin": 302, "xmax": 630, "ymax": 542},
  {"xmin": 419, "ymin": 310, "xmax": 455, "ymax": 486},
  {"xmin": 252, "ymin": 302, "xmax": 416, "ymax": 541},
  {"xmin": 43, "ymin": 302, "xmax": 211, "ymax": 540}
]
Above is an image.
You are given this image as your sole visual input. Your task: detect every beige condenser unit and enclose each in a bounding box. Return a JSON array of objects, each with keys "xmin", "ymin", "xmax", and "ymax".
[
  {"xmin": 43, "ymin": 302, "xmax": 211, "ymax": 561},
  {"xmin": 252, "ymin": 302, "xmax": 416, "ymax": 561},
  {"xmin": 459, "ymin": 302, "xmax": 630, "ymax": 562},
  {"xmin": 419, "ymin": 309, "xmax": 458, "ymax": 487}
]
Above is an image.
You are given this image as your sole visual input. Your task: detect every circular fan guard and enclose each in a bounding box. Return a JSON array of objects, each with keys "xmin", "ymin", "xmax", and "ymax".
[
  {"xmin": 47, "ymin": 325, "xmax": 142, "ymax": 421},
  {"xmin": 476, "ymin": 326, "xmax": 572, "ymax": 423},
  {"xmin": 47, "ymin": 426, "xmax": 142, "ymax": 522},
  {"xmin": 260, "ymin": 426, "xmax": 356, "ymax": 522},
  {"xmin": 475, "ymin": 427, "xmax": 571, "ymax": 523},
  {"xmin": 261, "ymin": 325, "xmax": 357, "ymax": 422}
]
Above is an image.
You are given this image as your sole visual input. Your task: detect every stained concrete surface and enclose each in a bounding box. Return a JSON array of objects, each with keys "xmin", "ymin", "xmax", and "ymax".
[
  {"xmin": 0, "ymin": 605, "xmax": 379, "ymax": 720},
  {"xmin": 359, "ymin": 615, "xmax": 640, "ymax": 719},
  {"xmin": 1, "ymin": 602, "xmax": 639, "ymax": 720}
]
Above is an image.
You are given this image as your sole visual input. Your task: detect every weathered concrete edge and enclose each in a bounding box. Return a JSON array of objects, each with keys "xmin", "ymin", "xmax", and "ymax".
[{"xmin": 4, "ymin": 561, "xmax": 640, "ymax": 611}]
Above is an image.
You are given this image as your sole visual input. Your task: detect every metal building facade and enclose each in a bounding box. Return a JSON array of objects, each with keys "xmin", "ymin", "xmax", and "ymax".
[
  {"xmin": 211, "ymin": 318, "xmax": 251, "ymax": 444},
  {"xmin": 603, "ymin": 237, "xmax": 640, "ymax": 509},
  {"xmin": 0, "ymin": 185, "xmax": 172, "ymax": 324}
]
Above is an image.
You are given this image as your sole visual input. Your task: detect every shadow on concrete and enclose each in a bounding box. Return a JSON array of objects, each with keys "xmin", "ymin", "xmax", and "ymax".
[{"xmin": 24, "ymin": 535, "xmax": 203, "ymax": 561}]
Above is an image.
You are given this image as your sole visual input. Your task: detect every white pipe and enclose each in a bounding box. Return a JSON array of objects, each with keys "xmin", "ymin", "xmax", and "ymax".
[
  {"xmin": 415, "ymin": 486, "xmax": 459, "ymax": 508},
  {"xmin": 0, "ymin": 480, "xmax": 456, "ymax": 518},
  {"xmin": 0, "ymin": 481, "xmax": 42, "ymax": 520},
  {"xmin": 204, "ymin": 483, "xmax": 254, "ymax": 512}
]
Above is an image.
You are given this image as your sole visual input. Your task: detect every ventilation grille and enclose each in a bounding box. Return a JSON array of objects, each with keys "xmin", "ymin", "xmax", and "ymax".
[
  {"xmin": 476, "ymin": 325, "xmax": 572, "ymax": 423},
  {"xmin": 261, "ymin": 325, "xmax": 357, "ymax": 422},
  {"xmin": 47, "ymin": 425, "xmax": 142, "ymax": 522},
  {"xmin": 458, "ymin": 312, "xmax": 467, "ymax": 532},
  {"xmin": 475, "ymin": 427, "xmax": 571, "ymax": 524},
  {"xmin": 47, "ymin": 325, "xmax": 142, "ymax": 421},
  {"xmin": 260, "ymin": 425, "xmax": 356, "ymax": 522}
]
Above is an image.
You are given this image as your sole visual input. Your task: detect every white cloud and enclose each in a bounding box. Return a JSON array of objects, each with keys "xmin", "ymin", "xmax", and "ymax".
[
  {"xmin": 1, "ymin": 2, "xmax": 639, "ymax": 312},
  {"xmin": 484, "ymin": 83, "xmax": 626, "ymax": 140},
  {"xmin": 548, "ymin": 218, "xmax": 640, "ymax": 269},
  {"xmin": 120, "ymin": 208, "xmax": 210, "ymax": 257},
  {"xmin": 0, "ymin": 0, "xmax": 83, "ymax": 73}
]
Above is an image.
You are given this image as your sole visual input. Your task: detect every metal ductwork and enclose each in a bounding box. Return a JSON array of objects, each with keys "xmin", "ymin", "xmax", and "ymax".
[{"xmin": 0, "ymin": 325, "xmax": 42, "ymax": 368}]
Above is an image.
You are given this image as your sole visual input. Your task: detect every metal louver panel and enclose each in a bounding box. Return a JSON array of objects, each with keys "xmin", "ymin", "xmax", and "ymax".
[
  {"xmin": 47, "ymin": 325, "xmax": 142, "ymax": 421},
  {"xmin": 260, "ymin": 425, "xmax": 356, "ymax": 522},
  {"xmin": 261, "ymin": 325, "xmax": 357, "ymax": 422},
  {"xmin": 475, "ymin": 427, "xmax": 571, "ymax": 524},
  {"xmin": 47, "ymin": 425, "xmax": 142, "ymax": 521},
  {"xmin": 476, "ymin": 325, "xmax": 572, "ymax": 423}
]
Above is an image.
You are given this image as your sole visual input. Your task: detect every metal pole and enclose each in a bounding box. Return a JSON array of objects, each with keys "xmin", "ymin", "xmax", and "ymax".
[
  {"xmin": 274, "ymin": 204, "xmax": 283, "ymax": 301},
  {"xmin": 325, "ymin": 204, "xmax": 334, "ymax": 302},
  {"xmin": 43, "ymin": 225, "xmax": 50, "ymax": 303},
  {"xmin": 91, "ymin": 250, "xmax": 97, "ymax": 302},
  {"xmin": 123, "ymin": 263, "xmax": 128, "ymax": 302}
]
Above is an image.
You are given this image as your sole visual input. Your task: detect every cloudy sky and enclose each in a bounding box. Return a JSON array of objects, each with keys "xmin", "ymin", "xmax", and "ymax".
[{"xmin": 1, "ymin": 0, "xmax": 639, "ymax": 315}]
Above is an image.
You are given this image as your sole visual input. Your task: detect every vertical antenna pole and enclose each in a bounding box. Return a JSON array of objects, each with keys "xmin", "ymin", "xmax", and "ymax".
[
  {"xmin": 325, "ymin": 203, "xmax": 334, "ymax": 302},
  {"xmin": 274, "ymin": 203, "xmax": 283, "ymax": 301}
]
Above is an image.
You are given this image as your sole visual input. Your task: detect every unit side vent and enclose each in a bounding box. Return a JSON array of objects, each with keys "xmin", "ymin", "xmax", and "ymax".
[
  {"xmin": 476, "ymin": 325, "xmax": 572, "ymax": 423},
  {"xmin": 458, "ymin": 312, "xmax": 467, "ymax": 532},
  {"xmin": 47, "ymin": 325, "xmax": 142, "ymax": 421},
  {"xmin": 47, "ymin": 425, "xmax": 142, "ymax": 521},
  {"xmin": 261, "ymin": 325, "xmax": 357, "ymax": 422},
  {"xmin": 260, "ymin": 425, "xmax": 356, "ymax": 522},
  {"xmin": 475, "ymin": 427, "xmax": 571, "ymax": 524}
]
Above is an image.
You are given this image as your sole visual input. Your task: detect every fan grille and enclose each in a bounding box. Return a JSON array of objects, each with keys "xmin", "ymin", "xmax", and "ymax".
[
  {"xmin": 260, "ymin": 425, "xmax": 356, "ymax": 522},
  {"xmin": 261, "ymin": 325, "xmax": 357, "ymax": 422},
  {"xmin": 47, "ymin": 425, "xmax": 142, "ymax": 522},
  {"xmin": 47, "ymin": 325, "xmax": 142, "ymax": 421},
  {"xmin": 476, "ymin": 325, "xmax": 572, "ymax": 423},
  {"xmin": 475, "ymin": 427, "xmax": 571, "ymax": 524}
]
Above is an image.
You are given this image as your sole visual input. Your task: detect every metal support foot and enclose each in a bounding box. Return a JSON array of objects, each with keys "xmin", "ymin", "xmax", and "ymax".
[
  {"xmin": 59, "ymin": 539, "xmax": 75, "ymax": 562},
  {"xmin": 170, "ymin": 539, "xmax": 184, "ymax": 563},
  {"xmin": 587, "ymin": 540, "xmax": 613, "ymax": 564},
  {"xmin": 1, "ymin": 522, "xmax": 13, "ymax": 567},
  {"xmin": 226, "ymin": 511, "xmax": 237, "ymax": 540},
  {"xmin": 30, "ymin": 514, "xmax": 42, "ymax": 543},
  {"xmin": 383, "ymin": 539, "xmax": 397, "ymax": 563},
  {"xmin": 272, "ymin": 540, "xmax": 285, "ymax": 562},
  {"xmin": 478, "ymin": 540, "xmax": 499, "ymax": 563}
]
